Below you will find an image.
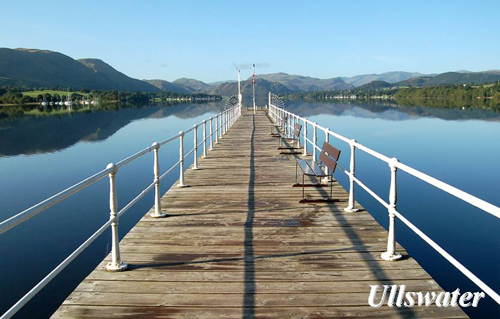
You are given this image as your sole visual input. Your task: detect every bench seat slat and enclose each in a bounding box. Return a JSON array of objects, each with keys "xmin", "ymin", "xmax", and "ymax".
[
  {"xmin": 280, "ymin": 133, "xmax": 298, "ymax": 139},
  {"xmin": 296, "ymin": 159, "xmax": 327, "ymax": 177}
]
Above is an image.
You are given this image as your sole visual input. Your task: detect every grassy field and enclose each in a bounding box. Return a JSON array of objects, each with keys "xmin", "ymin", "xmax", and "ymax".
[{"xmin": 22, "ymin": 90, "xmax": 89, "ymax": 97}]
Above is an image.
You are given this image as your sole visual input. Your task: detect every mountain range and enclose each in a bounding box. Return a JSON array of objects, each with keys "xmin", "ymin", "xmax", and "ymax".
[{"xmin": 1, "ymin": 48, "xmax": 499, "ymax": 96}]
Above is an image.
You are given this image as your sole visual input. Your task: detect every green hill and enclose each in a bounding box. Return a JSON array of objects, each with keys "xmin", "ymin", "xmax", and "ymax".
[
  {"xmin": 397, "ymin": 72, "xmax": 500, "ymax": 87},
  {"xmin": 342, "ymin": 71, "xmax": 426, "ymax": 87},
  {"xmin": 429, "ymin": 72, "xmax": 500, "ymax": 85},
  {"xmin": 0, "ymin": 48, "xmax": 159, "ymax": 92},
  {"xmin": 172, "ymin": 78, "xmax": 211, "ymax": 92},
  {"xmin": 143, "ymin": 79, "xmax": 191, "ymax": 93},
  {"xmin": 356, "ymin": 80, "xmax": 393, "ymax": 90},
  {"xmin": 78, "ymin": 58, "xmax": 158, "ymax": 91},
  {"xmin": 256, "ymin": 73, "xmax": 353, "ymax": 91}
]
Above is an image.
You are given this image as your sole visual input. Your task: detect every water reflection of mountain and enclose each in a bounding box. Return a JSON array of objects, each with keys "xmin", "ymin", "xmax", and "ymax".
[
  {"xmin": 287, "ymin": 101, "xmax": 500, "ymax": 122},
  {"xmin": 0, "ymin": 103, "xmax": 222, "ymax": 157}
]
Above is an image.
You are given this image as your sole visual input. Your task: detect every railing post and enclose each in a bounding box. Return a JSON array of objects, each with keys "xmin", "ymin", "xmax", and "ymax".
[
  {"xmin": 210, "ymin": 117, "xmax": 214, "ymax": 150},
  {"xmin": 215, "ymin": 114, "xmax": 219, "ymax": 144},
  {"xmin": 286, "ymin": 114, "xmax": 293, "ymax": 134},
  {"xmin": 178, "ymin": 131, "xmax": 187, "ymax": 187},
  {"xmin": 219, "ymin": 113, "xmax": 223, "ymax": 139},
  {"xmin": 381, "ymin": 157, "xmax": 402, "ymax": 261},
  {"xmin": 105, "ymin": 163, "xmax": 128, "ymax": 271},
  {"xmin": 203, "ymin": 120, "xmax": 207, "ymax": 158},
  {"xmin": 225, "ymin": 110, "xmax": 228, "ymax": 133},
  {"xmin": 268, "ymin": 92, "xmax": 271, "ymax": 112},
  {"xmin": 303, "ymin": 118, "xmax": 308, "ymax": 156},
  {"xmin": 313, "ymin": 123, "xmax": 318, "ymax": 162},
  {"xmin": 150, "ymin": 143, "xmax": 166, "ymax": 218},
  {"xmin": 323, "ymin": 129, "xmax": 330, "ymax": 176},
  {"xmin": 192, "ymin": 124, "xmax": 199, "ymax": 170},
  {"xmin": 344, "ymin": 140, "xmax": 359, "ymax": 213},
  {"xmin": 221, "ymin": 111, "xmax": 225, "ymax": 135}
]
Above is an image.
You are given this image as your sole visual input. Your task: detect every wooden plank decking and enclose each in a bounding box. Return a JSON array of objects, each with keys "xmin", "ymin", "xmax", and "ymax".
[{"xmin": 52, "ymin": 110, "xmax": 467, "ymax": 318}]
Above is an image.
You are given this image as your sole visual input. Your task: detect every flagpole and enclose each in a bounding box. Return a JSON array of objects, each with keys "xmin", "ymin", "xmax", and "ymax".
[{"xmin": 252, "ymin": 64, "xmax": 256, "ymax": 114}]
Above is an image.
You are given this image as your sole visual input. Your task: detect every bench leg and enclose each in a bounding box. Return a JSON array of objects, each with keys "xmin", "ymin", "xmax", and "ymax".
[
  {"xmin": 295, "ymin": 162, "xmax": 298, "ymax": 184},
  {"xmin": 302, "ymin": 174, "xmax": 305, "ymax": 200},
  {"xmin": 330, "ymin": 177, "xmax": 333, "ymax": 200}
]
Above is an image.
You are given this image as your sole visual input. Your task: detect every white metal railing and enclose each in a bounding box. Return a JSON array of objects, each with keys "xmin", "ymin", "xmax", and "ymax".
[
  {"xmin": 268, "ymin": 98, "xmax": 500, "ymax": 305},
  {"xmin": 0, "ymin": 105, "xmax": 242, "ymax": 319}
]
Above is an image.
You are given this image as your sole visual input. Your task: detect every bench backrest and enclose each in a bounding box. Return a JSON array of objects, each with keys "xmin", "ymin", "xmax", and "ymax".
[
  {"xmin": 293, "ymin": 123, "xmax": 302, "ymax": 137},
  {"xmin": 319, "ymin": 142, "xmax": 340, "ymax": 174}
]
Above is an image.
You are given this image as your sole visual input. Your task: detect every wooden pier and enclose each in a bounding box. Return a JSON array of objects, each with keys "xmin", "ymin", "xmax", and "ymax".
[{"xmin": 52, "ymin": 110, "xmax": 467, "ymax": 318}]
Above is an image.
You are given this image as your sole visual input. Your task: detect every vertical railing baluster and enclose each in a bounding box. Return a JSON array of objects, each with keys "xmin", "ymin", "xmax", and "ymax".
[
  {"xmin": 215, "ymin": 114, "xmax": 219, "ymax": 144},
  {"xmin": 221, "ymin": 111, "xmax": 225, "ymax": 135},
  {"xmin": 344, "ymin": 140, "xmax": 359, "ymax": 213},
  {"xmin": 323, "ymin": 129, "xmax": 330, "ymax": 176},
  {"xmin": 313, "ymin": 123, "xmax": 318, "ymax": 162},
  {"xmin": 151, "ymin": 143, "xmax": 166, "ymax": 218},
  {"xmin": 381, "ymin": 157, "xmax": 402, "ymax": 261},
  {"xmin": 225, "ymin": 110, "xmax": 228, "ymax": 133},
  {"xmin": 203, "ymin": 120, "xmax": 207, "ymax": 158},
  {"xmin": 303, "ymin": 118, "xmax": 308, "ymax": 156},
  {"xmin": 193, "ymin": 124, "xmax": 199, "ymax": 170},
  {"xmin": 178, "ymin": 131, "xmax": 187, "ymax": 187},
  {"xmin": 219, "ymin": 113, "xmax": 222, "ymax": 139},
  {"xmin": 210, "ymin": 117, "xmax": 214, "ymax": 150},
  {"xmin": 105, "ymin": 163, "xmax": 127, "ymax": 271},
  {"xmin": 268, "ymin": 92, "xmax": 271, "ymax": 111},
  {"xmin": 288, "ymin": 114, "xmax": 291, "ymax": 134}
]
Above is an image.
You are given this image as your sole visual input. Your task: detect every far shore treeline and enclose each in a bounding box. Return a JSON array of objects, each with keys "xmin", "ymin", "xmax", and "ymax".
[
  {"xmin": 0, "ymin": 87, "xmax": 221, "ymax": 105},
  {"xmin": 0, "ymin": 86, "xmax": 222, "ymax": 119},
  {"xmin": 283, "ymin": 82, "xmax": 500, "ymax": 110}
]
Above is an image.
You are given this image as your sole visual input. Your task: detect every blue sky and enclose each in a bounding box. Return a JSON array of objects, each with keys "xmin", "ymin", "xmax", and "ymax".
[{"xmin": 1, "ymin": 0, "xmax": 498, "ymax": 82}]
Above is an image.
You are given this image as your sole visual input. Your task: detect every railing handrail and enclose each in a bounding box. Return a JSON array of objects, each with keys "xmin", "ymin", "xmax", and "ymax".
[
  {"xmin": 269, "ymin": 103, "xmax": 500, "ymax": 219},
  {"xmin": 268, "ymin": 100, "xmax": 500, "ymax": 305},
  {"xmin": 0, "ymin": 104, "xmax": 242, "ymax": 319}
]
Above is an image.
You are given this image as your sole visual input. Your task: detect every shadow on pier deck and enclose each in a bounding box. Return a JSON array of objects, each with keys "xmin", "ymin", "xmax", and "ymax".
[{"xmin": 52, "ymin": 110, "xmax": 467, "ymax": 318}]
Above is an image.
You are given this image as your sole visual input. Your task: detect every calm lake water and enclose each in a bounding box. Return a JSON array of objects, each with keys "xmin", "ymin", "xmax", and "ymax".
[{"xmin": 0, "ymin": 101, "xmax": 499, "ymax": 318}]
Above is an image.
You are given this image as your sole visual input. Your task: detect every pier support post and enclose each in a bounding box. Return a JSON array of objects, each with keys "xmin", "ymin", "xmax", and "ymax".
[
  {"xmin": 203, "ymin": 120, "xmax": 207, "ymax": 158},
  {"xmin": 381, "ymin": 157, "xmax": 402, "ymax": 261},
  {"xmin": 192, "ymin": 125, "xmax": 200, "ymax": 170},
  {"xmin": 344, "ymin": 140, "xmax": 359, "ymax": 212},
  {"xmin": 150, "ymin": 143, "xmax": 166, "ymax": 218},
  {"xmin": 178, "ymin": 131, "xmax": 188, "ymax": 187},
  {"xmin": 105, "ymin": 163, "xmax": 128, "ymax": 271}
]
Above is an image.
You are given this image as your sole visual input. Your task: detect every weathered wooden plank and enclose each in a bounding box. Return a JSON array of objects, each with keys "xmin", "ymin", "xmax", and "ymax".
[
  {"xmin": 53, "ymin": 305, "xmax": 468, "ymax": 319},
  {"xmin": 74, "ymin": 279, "xmax": 441, "ymax": 294}
]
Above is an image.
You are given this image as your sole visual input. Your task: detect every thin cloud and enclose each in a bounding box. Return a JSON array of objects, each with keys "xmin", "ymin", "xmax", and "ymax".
[
  {"xmin": 159, "ymin": 63, "xmax": 168, "ymax": 68},
  {"xmin": 231, "ymin": 62, "xmax": 270, "ymax": 69}
]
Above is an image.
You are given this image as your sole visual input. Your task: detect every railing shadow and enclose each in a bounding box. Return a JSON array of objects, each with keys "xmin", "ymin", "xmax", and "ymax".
[{"xmin": 305, "ymin": 164, "xmax": 416, "ymax": 317}]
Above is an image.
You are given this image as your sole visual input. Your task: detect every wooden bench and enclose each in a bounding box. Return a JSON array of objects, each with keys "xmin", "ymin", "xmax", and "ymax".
[
  {"xmin": 278, "ymin": 123, "xmax": 302, "ymax": 154},
  {"xmin": 295, "ymin": 142, "xmax": 341, "ymax": 203},
  {"xmin": 270, "ymin": 114, "xmax": 287, "ymax": 137}
]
